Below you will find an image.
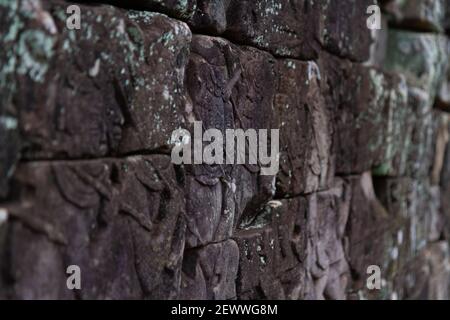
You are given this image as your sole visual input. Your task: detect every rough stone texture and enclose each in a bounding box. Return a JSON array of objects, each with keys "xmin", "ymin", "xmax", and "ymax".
[
  {"xmin": 180, "ymin": 239, "xmax": 239, "ymax": 299},
  {"xmin": 183, "ymin": 34, "xmax": 277, "ymax": 248},
  {"xmin": 1, "ymin": 0, "xmax": 450, "ymax": 301},
  {"xmin": 383, "ymin": 30, "xmax": 447, "ymax": 100},
  {"xmin": 347, "ymin": 172, "xmax": 445, "ymax": 300},
  {"xmin": 394, "ymin": 241, "xmax": 450, "ymax": 300},
  {"xmin": 440, "ymin": 114, "xmax": 450, "ymax": 240},
  {"xmin": 188, "ymin": 0, "xmax": 375, "ymax": 62},
  {"xmin": 446, "ymin": 0, "xmax": 450, "ymax": 33},
  {"xmin": 110, "ymin": 0, "xmax": 198, "ymax": 20},
  {"xmin": 304, "ymin": 179, "xmax": 351, "ymax": 300},
  {"xmin": 436, "ymin": 41, "xmax": 450, "ymax": 111},
  {"xmin": 275, "ymin": 59, "xmax": 333, "ymax": 196},
  {"xmin": 326, "ymin": 60, "xmax": 409, "ymax": 175},
  {"xmin": 0, "ymin": 155, "xmax": 185, "ymax": 299},
  {"xmin": 234, "ymin": 197, "xmax": 308, "ymax": 300},
  {"xmin": 382, "ymin": 0, "xmax": 447, "ymax": 33},
  {"xmin": 0, "ymin": 1, "xmax": 191, "ymax": 197}
]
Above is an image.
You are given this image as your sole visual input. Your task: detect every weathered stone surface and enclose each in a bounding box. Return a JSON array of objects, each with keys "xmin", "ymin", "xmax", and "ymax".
[
  {"xmin": 328, "ymin": 48, "xmax": 445, "ymax": 179},
  {"xmin": 111, "ymin": 0, "xmax": 197, "ymax": 20},
  {"xmin": 446, "ymin": 0, "xmax": 450, "ymax": 32},
  {"xmin": 188, "ymin": 0, "xmax": 229, "ymax": 34},
  {"xmin": 436, "ymin": 70, "xmax": 450, "ymax": 111},
  {"xmin": 0, "ymin": 0, "xmax": 25, "ymax": 198},
  {"xmin": 366, "ymin": 15, "xmax": 389, "ymax": 68},
  {"xmin": 233, "ymin": 179, "xmax": 350, "ymax": 300},
  {"xmin": 346, "ymin": 173, "xmax": 408, "ymax": 299},
  {"xmin": 0, "ymin": 1, "xmax": 191, "ymax": 196},
  {"xmin": 436, "ymin": 42, "xmax": 450, "ymax": 111},
  {"xmin": 180, "ymin": 239, "xmax": 239, "ymax": 299},
  {"xmin": 431, "ymin": 112, "xmax": 450, "ymax": 186},
  {"xmin": 1, "ymin": 0, "xmax": 450, "ymax": 302},
  {"xmin": 0, "ymin": 155, "xmax": 185, "ymax": 299},
  {"xmin": 447, "ymin": 0, "xmax": 450, "ymax": 32},
  {"xmin": 383, "ymin": 31, "xmax": 448, "ymax": 100},
  {"xmin": 405, "ymin": 87, "xmax": 435, "ymax": 179},
  {"xmin": 324, "ymin": 58, "xmax": 409, "ymax": 175},
  {"xmin": 440, "ymin": 116, "xmax": 450, "ymax": 240},
  {"xmin": 304, "ymin": 179, "xmax": 351, "ymax": 300},
  {"xmin": 0, "ymin": 114, "xmax": 19, "ymax": 198},
  {"xmin": 234, "ymin": 197, "xmax": 307, "ymax": 300},
  {"xmin": 348, "ymin": 172, "xmax": 445, "ymax": 299},
  {"xmin": 222, "ymin": 0, "xmax": 319, "ymax": 59},
  {"xmin": 316, "ymin": 0, "xmax": 375, "ymax": 62},
  {"xmin": 394, "ymin": 242, "xmax": 450, "ymax": 300},
  {"xmin": 183, "ymin": 35, "xmax": 277, "ymax": 247},
  {"xmin": 275, "ymin": 59, "xmax": 333, "ymax": 196},
  {"xmin": 184, "ymin": 176, "xmax": 228, "ymax": 247},
  {"xmin": 187, "ymin": 0, "xmax": 374, "ymax": 61},
  {"xmin": 383, "ymin": 0, "xmax": 447, "ymax": 32},
  {"xmin": 376, "ymin": 177, "xmax": 441, "ymax": 250}
]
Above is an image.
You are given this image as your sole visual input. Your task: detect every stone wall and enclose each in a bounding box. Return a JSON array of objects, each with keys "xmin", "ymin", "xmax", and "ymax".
[{"xmin": 0, "ymin": 0, "xmax": 449, "ymax": 300}]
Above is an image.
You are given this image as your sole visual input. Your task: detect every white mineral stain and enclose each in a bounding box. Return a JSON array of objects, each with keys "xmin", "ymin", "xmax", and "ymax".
[
  {"xmin": 117, "ymin": 19, "xmax": 125, "ymax": 34},
  {"xmin": 307, "ymin": 61, "xmax": 321, "ymax": 81},
  {"xmin": 390, "ymin": 247, "xmax": 399, "ymax": 260},
  {"xmin": 230, "ymin": 181, "xmax": 236, "ymax": 193},
  {"xmin": 0, "ymin": 116, "xmax": 18, "ymax": 130},
  {"xmin": 89, "ymin": 58, "xmax": 101, "ymax": 77},
  {"xmin": 267, "ymin": 200, "xmax": 282, "ymax": 208},
  {"xmin": 397, "ymin": 230, "xmax": 403, "ymax": 245},
  {"xmin": 0, "ymin": 208, "xmax": 8, "ymax": 225},
  {"xmin": 163, "ymin": 86, "xmax": 170, "ymax": 101}
]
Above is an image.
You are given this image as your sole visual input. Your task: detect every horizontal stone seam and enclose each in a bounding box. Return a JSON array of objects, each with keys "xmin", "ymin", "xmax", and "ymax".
[
  {"xmin": 387, "ymin": 23, "xmax": 449, "ymax": 35},
  {"xmin": 184, "ymin": 238, "xmax": 236, "ymax": 251},
  {"xmin": 16, "ymin": 152, "xmax": 171, "ymax": 164},
  {"xmin": 69, "ymin": 0, "xmax": 371, "ymax": 65}
]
